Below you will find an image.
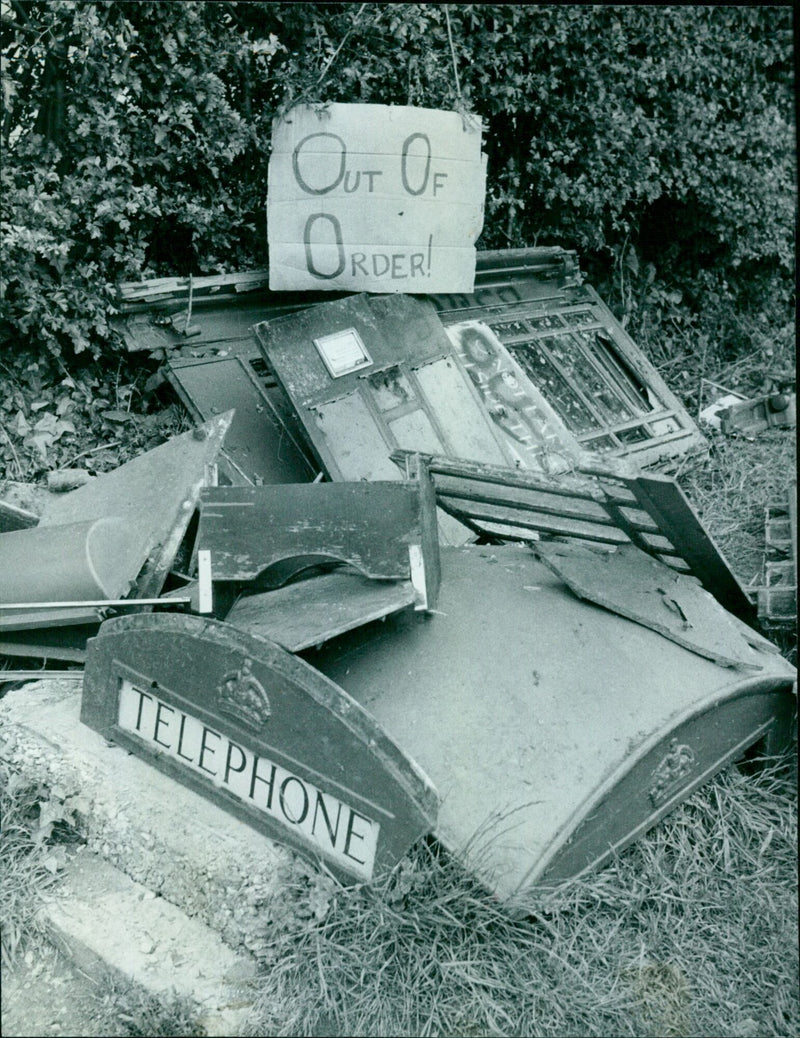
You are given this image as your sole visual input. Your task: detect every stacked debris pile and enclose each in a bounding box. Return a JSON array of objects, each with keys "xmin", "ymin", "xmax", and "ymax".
[{"xmin": 1, "ymin": 249, "xmax": 795, "ymax": 906}]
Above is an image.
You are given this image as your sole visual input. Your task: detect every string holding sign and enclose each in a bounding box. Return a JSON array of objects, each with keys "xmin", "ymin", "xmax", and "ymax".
[{"xmin": 267, "ymin": 103, "xmax": 487, "ymax": 294}]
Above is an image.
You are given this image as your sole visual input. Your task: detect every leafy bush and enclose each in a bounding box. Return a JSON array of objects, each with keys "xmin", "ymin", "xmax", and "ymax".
[{"xmin": 0, "ymin": 3, "xmax": 794, "ymax": 370}]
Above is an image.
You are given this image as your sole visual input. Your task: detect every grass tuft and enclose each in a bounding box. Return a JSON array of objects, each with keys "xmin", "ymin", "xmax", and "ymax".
[
  {"xmin": 679, "ymin": 429, "xmax": 796, "ymax": 589},
  {"xmin": 243, "ymin": 755, "xmax": 798, "ymax": 1038},
  {"xmin": 0, "ymin": 760, "xmax": 207, "ymax": 1035},
  {"xmin": 0, "ymin": 761, "xmax": 61, "ymax": 966},
  {"xmin": 88, "ymin": 974, "xmax": 207, "ymax": 1037}
]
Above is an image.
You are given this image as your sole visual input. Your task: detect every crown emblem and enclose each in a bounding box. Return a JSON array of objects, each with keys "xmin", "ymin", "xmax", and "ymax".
[
  {"xmin": 217, "ymin": 657, "xmax": 271, "ymax": 729},
  {"xmin": 648, "ymin": 738, "xmax": 696, "ymax": 807}
]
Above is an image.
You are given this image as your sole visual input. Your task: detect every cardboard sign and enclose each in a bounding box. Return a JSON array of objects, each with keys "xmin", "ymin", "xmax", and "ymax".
[
  {"xmin": 268, "ymin": 103, "xmax": 487, "ymax": 293},
  {"xmin": 81, "ymin": 613, "xmax": 438, "ymax": 882}
]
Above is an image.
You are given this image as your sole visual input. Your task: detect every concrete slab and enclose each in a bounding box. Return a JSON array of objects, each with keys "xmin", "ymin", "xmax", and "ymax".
[
  {"xmin": 0, "ymin": 679, "xmax": 304, "ymax": 961},
  {"xmin": 40, "ymin": 852, "xmax": 258, "ymax": 1037}
]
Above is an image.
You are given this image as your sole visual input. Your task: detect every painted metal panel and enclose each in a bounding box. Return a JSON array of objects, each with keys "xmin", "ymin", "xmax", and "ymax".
[
  {"xmin": 227, "ymin": 572, "xmax": 417, "ymax": 652},
  {"xmin": 166, "ymin": 355, "xmax": 315, "ymax": 486},
  {"xmin": 197, "ymin": 480, "xmax": 440, "ymax": 611},
  {"xmin": 308, "ymin": 545, "xmax": 796, "ymax": 901},
  {"xmin": 81, "ymin": 612, "xmax": 438, "ymax": 883},
  {"xmin": 37, "ymin": 414, "xmax": 233, "ymax": 600},
  {"xmin": 532, "ymin": 542, "xmax": 764, "ymax": 670},
  {"xmin": 412, "ymin": 357, "xmax": 507, "ymax": 464},
  {"xmin": 0, "ymin": 519, "xmax": 150, "ymax": 631},
  {"xmin": 385, "ymin": 406, "xmax": 445, "ymax": 456},
  {"xmin": 312, "ymin": 392, "xmax": 398, "ymax": 482}
]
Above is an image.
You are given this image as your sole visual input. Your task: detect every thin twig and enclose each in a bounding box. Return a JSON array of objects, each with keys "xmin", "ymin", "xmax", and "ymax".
[
  {"xmin": 314, "ymin": 4, "xmax": 367, "ymax": 90},
  {"xmin": 64, "ymin": 440, "xmax": 122, "ymax": 466}
]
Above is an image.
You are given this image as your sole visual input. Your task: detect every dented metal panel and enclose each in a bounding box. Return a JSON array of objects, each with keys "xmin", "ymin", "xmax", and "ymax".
[
  {"xmin": 197, "ymin": 478, "xmax": 440, "ymax": 610},
  {"xmin": 227, "ymin": 571, "xmax": 417, "ymax": 652},
  {"xmin": 37, "ymin": 414, "xmax": 232, "ymax": 600},
  {"xmin": 308, "ymin": 545, "xmax": 795, "ymax": 901},
  {"xmin": 532, "ymin": 542, "xmax": 764, "ymax": 670},
  {"xmin": 81, "ymin": 612, "xmax": 439, "ymax": 883}
]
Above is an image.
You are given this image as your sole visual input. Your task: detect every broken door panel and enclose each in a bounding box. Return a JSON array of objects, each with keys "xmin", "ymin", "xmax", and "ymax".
[
  {"xmin": 166, "ymin": 354, "xmax": 316, "ymax": 486},
  {"xmin": 532, "ymin": 542, "xmax": 763, "ymax": 671},
  {"xmin": 197, "ymin": 479, "xmax": 440, "ymax": 610},
  {"xmin": 412, "ymin": 357, "xmax": 508, "ymax": 464},
  {"xmin": 37, "ymin": 414, "xmax": 232, "ymax": 600},
  {"xmin": 255, "ymin": 294, "xmax": 528, "ymax": 477},
  {"xmin": 431, "ymin": 252, "xmax": 705, "ymax": 470},
  {"xmin": 445, "ymin": 321, "xmax": 583, "ymax": 473}
]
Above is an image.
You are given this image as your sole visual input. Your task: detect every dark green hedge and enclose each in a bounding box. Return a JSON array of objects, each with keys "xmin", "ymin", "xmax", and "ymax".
[{"xmin": 1, "ymin": 2, "xmax": 794, "ymax": 361}]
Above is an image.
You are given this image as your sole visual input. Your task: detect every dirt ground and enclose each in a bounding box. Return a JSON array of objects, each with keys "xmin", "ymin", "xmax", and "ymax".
[{"xmin": 1, "ymin": 938, "xmax": 112, "ymax": 1038}]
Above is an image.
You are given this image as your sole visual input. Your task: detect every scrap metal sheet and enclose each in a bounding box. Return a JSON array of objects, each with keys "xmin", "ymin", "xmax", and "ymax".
[
  {"xmin": 228, "ymin": 572, "xmax": 417, "ymax": 652},
  {"xmin": 310, "ymin": 545, "xmax": 795, "ymax": 899},
  {"xmin": 533, "ymin": 542, "xmax": 764, "ymax": 670},
  {"xmin": 38, "ymin": 413, "xmax": 233, "ymax": 599},
  {"xmin": 166, "ymin": 354, "xmax": 316, "ymax": 485}
]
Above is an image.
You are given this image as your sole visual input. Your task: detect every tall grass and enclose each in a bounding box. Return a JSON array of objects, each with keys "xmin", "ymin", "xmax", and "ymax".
[{"xmin": 242, "ymin": 755, "xmax": 797, "ymax": 1038}]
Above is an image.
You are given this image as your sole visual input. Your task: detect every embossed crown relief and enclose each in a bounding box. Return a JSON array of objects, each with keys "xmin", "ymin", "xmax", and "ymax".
[
  {"xmin": 217, "ymin": 658, "xmax": 272, "ymax": 729},
  {"xmin": 648, "ymin": 738, "xmax": 696, "ymax": 807}
]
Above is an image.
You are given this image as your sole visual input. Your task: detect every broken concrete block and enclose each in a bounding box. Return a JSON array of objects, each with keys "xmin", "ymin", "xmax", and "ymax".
[
  {"xmin": 40, "ymin": 853, "xmax": 259, "ymax": 1037},
  {"xmin": 0, "ymin": 678, "xmax": 293, "ymax": 958}
]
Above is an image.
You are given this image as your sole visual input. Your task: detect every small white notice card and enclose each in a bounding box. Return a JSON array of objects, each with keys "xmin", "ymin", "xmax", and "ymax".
[{"xmin": 313, "ymin": 328, "xmax": 372, "ymax": 378}]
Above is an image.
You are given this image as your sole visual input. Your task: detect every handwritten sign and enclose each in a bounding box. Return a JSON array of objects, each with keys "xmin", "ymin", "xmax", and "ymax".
[{"xmin": 268, "ymin": 103, "xmax": 487, "ymax": 293}]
